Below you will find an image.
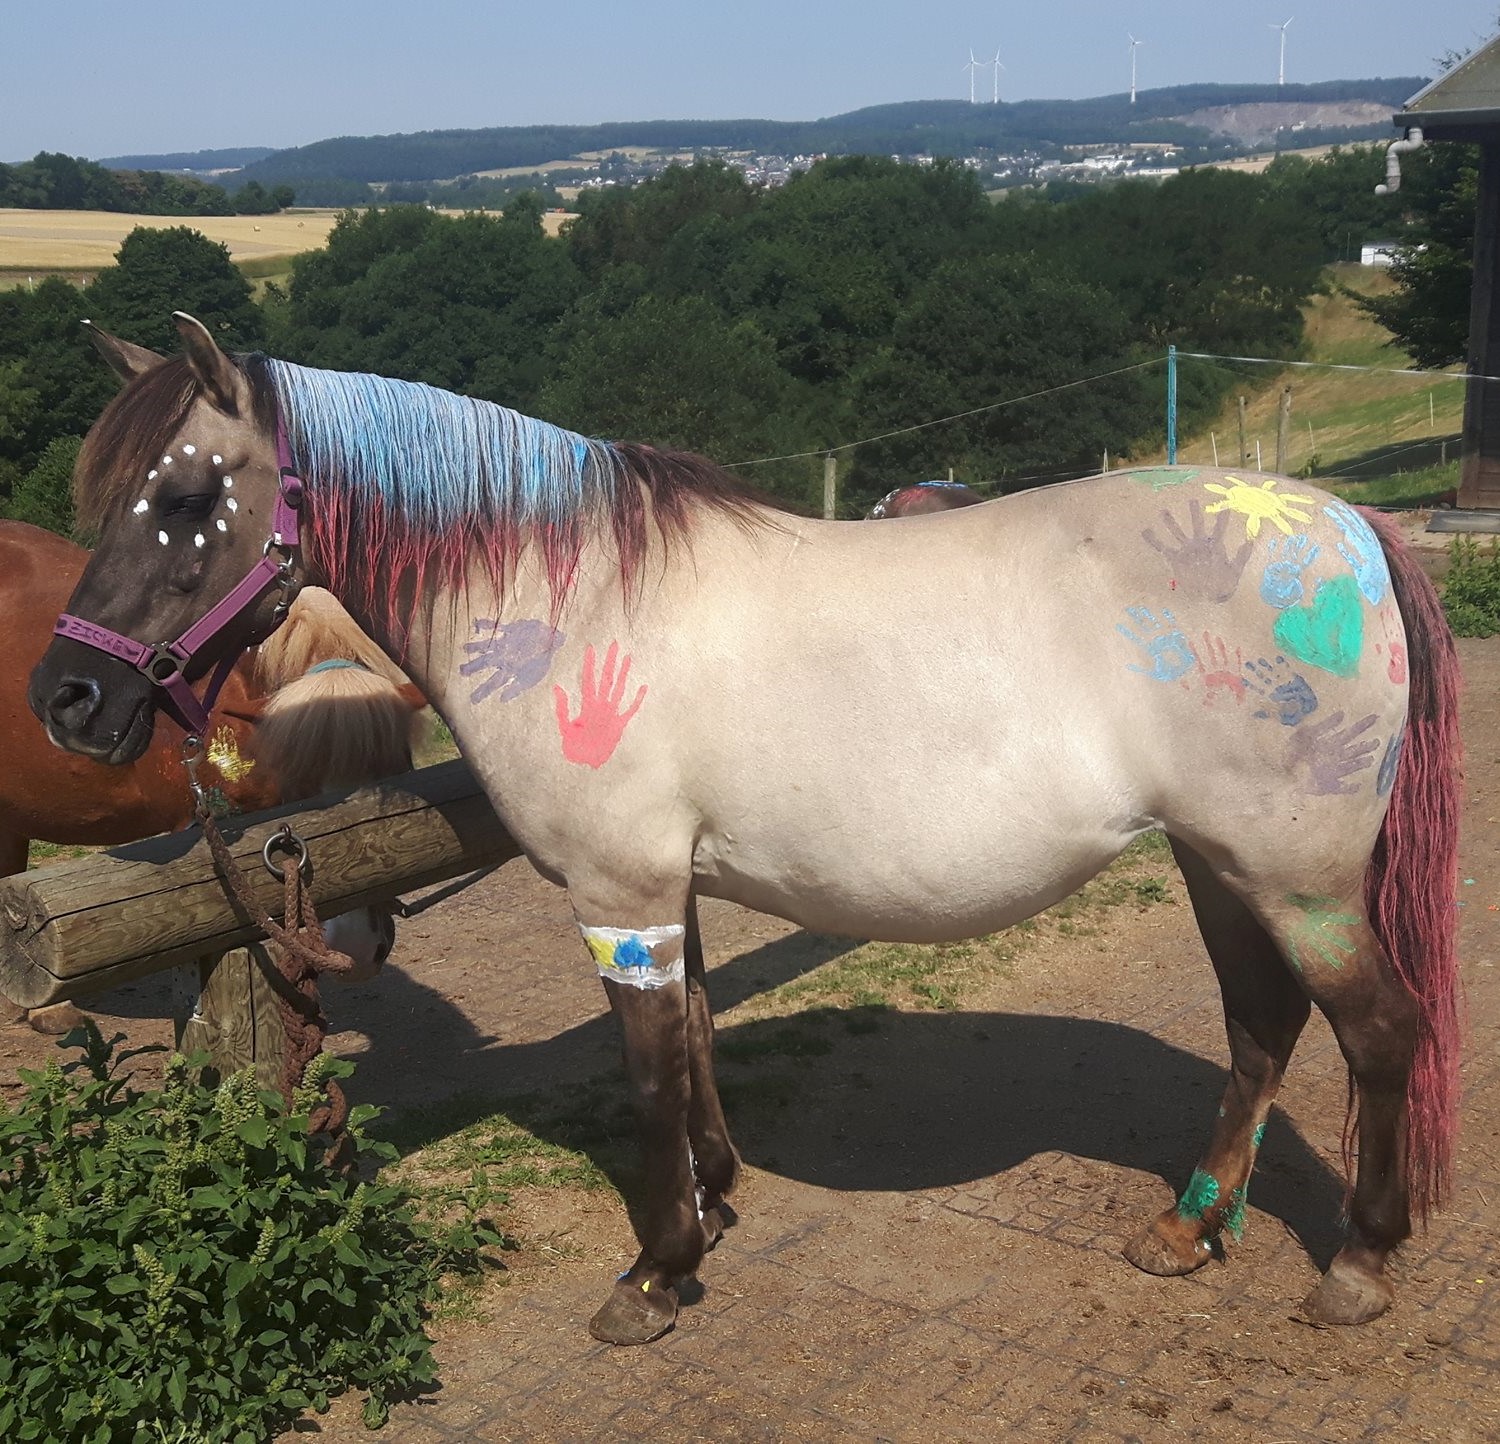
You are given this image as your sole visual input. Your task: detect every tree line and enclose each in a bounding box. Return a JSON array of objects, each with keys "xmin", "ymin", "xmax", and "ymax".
[
  {"xmin": 0, "ymin": 142, "xmax": 1455, "ymax": 530},
  {"xmin": 0, "ymin": 153, "xmax": 295, "ymax": 217}
]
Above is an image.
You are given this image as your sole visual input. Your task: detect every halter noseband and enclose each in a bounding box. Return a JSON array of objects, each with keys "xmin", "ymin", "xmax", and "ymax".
[{"xmin": 53, "ymin": 419, "xmax": 305, "ymax": 737}]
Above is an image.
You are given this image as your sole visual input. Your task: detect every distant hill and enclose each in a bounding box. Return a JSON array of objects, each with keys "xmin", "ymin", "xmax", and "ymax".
[
  {"xmin": 106, "ymin": 79, "xmax": 1424, "ymax": 188},
  {"xmin": 94, "ymin": 146, "xmax": 277, "ymax": 175}
]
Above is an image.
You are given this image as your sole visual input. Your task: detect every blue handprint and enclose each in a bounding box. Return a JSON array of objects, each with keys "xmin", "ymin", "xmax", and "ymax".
[
  {"xmin": 1242, "ymin": 654, "xmax": 1318, "ymax": 726},
  {"xmin": 1259, "ymin": 534, "xmax": 1320, "ymax": 609},
  {"xmin": 1117, "ymin": 606, "xmax": 1196, "ymax": 682},
  {"xmin": 1324, "ymin": 501, "xmax": 1390, "ymax": 606}
]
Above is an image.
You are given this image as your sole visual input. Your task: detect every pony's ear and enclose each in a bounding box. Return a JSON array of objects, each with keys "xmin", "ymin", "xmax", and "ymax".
[
  {"xmin": 81, "ymin": 319, "xmax": 164, "ymax": 381},
  {"xmin": 172, "ymin": 311, "xmax": 250, "ymax": 415},
  {"xmin": 396, "ymin": 682, "xmax": 429, "ymax": 713}
]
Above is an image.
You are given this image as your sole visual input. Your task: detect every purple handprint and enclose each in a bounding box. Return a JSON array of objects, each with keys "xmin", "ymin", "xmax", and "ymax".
[
  {"xmin": 462, "ymin": 618, "xmax": 565, "ymax": 705},
  {"xmin": 1243, "ymin": 654, "xmax": 1318, "ymax": 726},
  {"xmin": 1288, "ymin": 709, "xmax": 1381, "ymax": 795},
  {"xmin": 1117, "ymin": 606, "xmax": 1196, "ymax": 682},
  {"xmin": 1141, "ymin": 499, "xmax": 1253, "ymax": 603},
  {"xmin": 1259, "ymin": 534, "xmax": 1321, "ymax": 609}
]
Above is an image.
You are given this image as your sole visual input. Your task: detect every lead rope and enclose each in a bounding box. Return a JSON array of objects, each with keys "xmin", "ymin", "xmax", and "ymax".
[{"xmin": 185, "ymin": 740, "xmax": 357, "ymax": 1147}]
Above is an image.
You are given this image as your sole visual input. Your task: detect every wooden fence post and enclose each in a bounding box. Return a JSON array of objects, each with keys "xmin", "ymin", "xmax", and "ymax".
[
  {"xmin": 174, "ymin": 946, "xmax": 287, "ymax": 1089},
  {"xmin": 1276, "ymin": 385, "xmax": 1293, "ymax": 474},
  {"xmin": 1238, "ymin": 395, "xmax": 1249, "ymax": 467},
  {"xmin": 823, "ymin": 453, "xmax": 838, "ymax": 519}
]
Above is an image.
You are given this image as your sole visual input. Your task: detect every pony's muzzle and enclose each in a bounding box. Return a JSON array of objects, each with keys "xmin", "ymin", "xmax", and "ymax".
[{"xmin": 45, "ymin": 677, "xmax": 104, "ymax": 735}]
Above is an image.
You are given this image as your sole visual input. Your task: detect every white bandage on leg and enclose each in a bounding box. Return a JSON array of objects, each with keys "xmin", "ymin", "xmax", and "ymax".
[{"xmin": 580, "ymin": 923, "xmax": 686, "ymax": 990}]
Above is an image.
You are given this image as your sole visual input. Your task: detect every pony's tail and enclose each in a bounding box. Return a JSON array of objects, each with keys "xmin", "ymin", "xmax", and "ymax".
[{"xmin": 1362, "ymin": 508, "xmax": 1464, "ymax": 1222}]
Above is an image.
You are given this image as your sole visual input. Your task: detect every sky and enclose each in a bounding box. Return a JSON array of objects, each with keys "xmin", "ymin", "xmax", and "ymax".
[{"xmin": 4, "ymin": 0, "xmax": 1498, "ymax": 162}]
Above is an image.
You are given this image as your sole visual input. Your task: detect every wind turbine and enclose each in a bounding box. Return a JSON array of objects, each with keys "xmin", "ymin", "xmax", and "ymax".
[
  {"xmin": 989, "ymin": 48, "xmax": 1005, "ymax": 104},
  {"xmin": 1271, "ymin": 17, "xmax": 1293, "ymax": 86},
  {"xmin": 1128, "ymin": 34, "xmax": 1142, "ymax": 105},
  {"xmin": 962, "ymin": 48, "xmax": 982, "ymax": 105}
]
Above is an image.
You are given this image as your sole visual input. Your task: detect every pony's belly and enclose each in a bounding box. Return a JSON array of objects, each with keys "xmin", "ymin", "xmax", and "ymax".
[{"xmin": 692, "ymin": 826, "xmax": 1140, "ymax": 944}]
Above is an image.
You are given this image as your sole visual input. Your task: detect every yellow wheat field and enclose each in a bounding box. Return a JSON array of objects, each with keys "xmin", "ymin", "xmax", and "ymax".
[{"xmin": 0, "ymin": 205, "xmax": 578, "ymax": 275}]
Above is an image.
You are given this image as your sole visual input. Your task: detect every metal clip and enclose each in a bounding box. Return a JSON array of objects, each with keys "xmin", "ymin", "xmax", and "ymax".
[{"xmin": 181, "ymin": 734, "xmax": 206, "ymax": 807}]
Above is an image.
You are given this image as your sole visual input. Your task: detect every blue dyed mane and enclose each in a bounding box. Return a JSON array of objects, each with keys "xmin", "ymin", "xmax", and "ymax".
[{"xmin": 261, "ymin": 360, "xmax": 627, "ymax": 537}]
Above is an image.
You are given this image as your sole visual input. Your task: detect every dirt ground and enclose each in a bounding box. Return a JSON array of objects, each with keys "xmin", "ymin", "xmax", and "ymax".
[{"xmin": 4, "ymin": 631, "xmax": 1499, "ymax": 1443}]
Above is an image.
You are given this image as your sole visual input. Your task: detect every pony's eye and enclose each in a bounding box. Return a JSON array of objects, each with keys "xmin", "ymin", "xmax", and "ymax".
[{"xmin": 158, "ymin": 493, "xmax": 218, "ymax": 521}]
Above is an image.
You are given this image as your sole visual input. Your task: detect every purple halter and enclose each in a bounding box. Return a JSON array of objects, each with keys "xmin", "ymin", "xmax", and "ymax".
[{"xmin": 53, "ymin": 420, "xmax": 305, "ymax": 738}]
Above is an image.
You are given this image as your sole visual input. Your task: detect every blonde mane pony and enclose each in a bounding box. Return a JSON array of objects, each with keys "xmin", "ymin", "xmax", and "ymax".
[{"xmin": 251, "ymin": 588, "xmax": 423, "ymax": 800}]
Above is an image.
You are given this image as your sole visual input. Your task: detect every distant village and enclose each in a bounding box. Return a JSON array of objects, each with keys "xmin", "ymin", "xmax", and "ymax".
[{"xmin": 576, "ymin": 144, "xmax": 1188, "ymax": 193}]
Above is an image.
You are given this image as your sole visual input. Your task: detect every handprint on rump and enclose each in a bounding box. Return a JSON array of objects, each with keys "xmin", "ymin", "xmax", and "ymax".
[
  {"xmin": 1259, "ymin": 535, "xmax": 1321, "ymax": 609},
  {"xmin": 1117, "ymin": 607, "xmax": 1196, "ymax": 683},
  {"xmin": 1287, "ymin": 709, "xmax": 1381, "ymax": 795},
  {"xmin": 1242, "ymin": 655, "xmax": 1319, "ymax": 726},
  {"xmin": 1141, "ymin": 499, "xmax": 1253, "ymax": 603},
  {"xmin": 554, "ymin": 641, "xmax": 648, "ymax": 769}
]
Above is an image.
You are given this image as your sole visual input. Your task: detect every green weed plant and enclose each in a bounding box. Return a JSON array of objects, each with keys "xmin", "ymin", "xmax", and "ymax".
[
  {"xmin": 1442, "ymin": 535, "xmax": 1500, "ymax": 638},
  {"xmin": 0, "ymin": 1026, "xmax": 499, "ymax": 1443}
]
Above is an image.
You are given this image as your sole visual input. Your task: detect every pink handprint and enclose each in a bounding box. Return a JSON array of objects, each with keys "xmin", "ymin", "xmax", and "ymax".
[{"xmin": 554, "ymin": 641, "xmax": 647, "ymax": 768}]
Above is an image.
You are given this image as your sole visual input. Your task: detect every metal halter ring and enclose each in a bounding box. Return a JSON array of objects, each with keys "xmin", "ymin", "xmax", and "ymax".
[{"xmin": 262, "ymin": 824, "xmax": 311, "ymax": 879}]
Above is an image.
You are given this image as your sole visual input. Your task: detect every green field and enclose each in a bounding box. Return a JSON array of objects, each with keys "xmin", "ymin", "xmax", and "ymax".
[{"xmin": 1175, "ymin": 263, "xmax": 1464, "ymax": 505}]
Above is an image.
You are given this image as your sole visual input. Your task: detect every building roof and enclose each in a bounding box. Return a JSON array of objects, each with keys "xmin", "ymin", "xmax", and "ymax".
[{"xmin": 1396, "ymin": 34, "xmax": 1500, "ymax": 138}]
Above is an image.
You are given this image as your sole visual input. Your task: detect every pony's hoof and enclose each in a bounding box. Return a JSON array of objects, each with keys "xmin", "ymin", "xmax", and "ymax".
[
  {"xmin": 588, "ymin": 1276, "xmax": 678, "ymax": 1345},
  {"xmin": 1301, "ymin": 1259, "xmax": 1394, "ymax": 1326},
  {"xmin": 26, "ymin": 1002, "xmax": 89, "ymax": 1036},
  {"xmin": 700, "ymin": 1200, "xmax": 737, "ymax": 1253},
  {"xmin": 1122, "ymin": 1214, "xmax": 1213, "ymax": 1277}
]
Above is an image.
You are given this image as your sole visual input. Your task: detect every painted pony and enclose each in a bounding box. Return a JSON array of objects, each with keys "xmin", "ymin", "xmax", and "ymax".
[
  {"xmin": 32, "ymin": 317, "xmax": 1462, "ymax": 1347},
  {"xmin": 867, "ymin": 479, "xmax": 984, "ymax": 517}
]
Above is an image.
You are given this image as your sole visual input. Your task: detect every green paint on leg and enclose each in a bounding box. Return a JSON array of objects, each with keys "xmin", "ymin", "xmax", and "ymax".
[
  {"xmin": 1286, "ymin": 893, "xmax": 1360, "ymax": 971},
  {"xmin": 1223, "ymin": 1185, "xmax": 1249, "ymax": 1242},
  {"xmin": 1252, "ymin": 1122, "xmax": 1266, "ymax": 1150},
  {"xmin": 1125, "ymin": 467, "xmax": 1198, "ymax": 492},
  {"xmin": 1177, "ymin": 1168, "xmax": 1220, "ymax": 1221},
  {"xmin": 1272, "ymin": 574, "xmax": 1365, "ymax": 678}
]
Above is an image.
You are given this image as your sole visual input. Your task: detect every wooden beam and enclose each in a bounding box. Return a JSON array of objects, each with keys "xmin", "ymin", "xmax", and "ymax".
[
  {"xmin": 1461, "ymin": 142, "xmax": 1500, "ymax": 508},
  {"xmin": 0, "ymin": 760, "xmax": 521, "ymax": 1008}
]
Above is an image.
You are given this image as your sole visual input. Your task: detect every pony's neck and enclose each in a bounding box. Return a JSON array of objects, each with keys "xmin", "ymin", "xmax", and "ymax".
[{"xmin": 256, "ymin": 358, "xmax": 626, "ymax": 645}]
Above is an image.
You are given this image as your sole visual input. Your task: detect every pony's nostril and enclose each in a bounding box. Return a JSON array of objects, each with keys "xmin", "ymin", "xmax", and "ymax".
[{"xmin": 48, "ymin": 678, "xmax": 103, "ymax": 731}]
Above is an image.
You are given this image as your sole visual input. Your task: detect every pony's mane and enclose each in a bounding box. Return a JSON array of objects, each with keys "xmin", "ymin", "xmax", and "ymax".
[
  {"xmin": 242, "ymin": 357, "xmax": 768, "ymax": 637},
  {"xmin": 73, "ymin": 355, "xmax": 199, "ymax": 532},
  {"xmin": 255, "ymin": 586, "xmax": 408, "ymax": 693},
  {"xmin": 254, "ymin": 666, "xmax": 418, "ymax": 800}
]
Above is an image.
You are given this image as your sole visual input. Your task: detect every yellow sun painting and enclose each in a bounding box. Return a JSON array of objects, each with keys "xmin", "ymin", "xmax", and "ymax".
[{"xmin": 1201, "ymin": 476, "xmax": 1316, "ymax": 540}]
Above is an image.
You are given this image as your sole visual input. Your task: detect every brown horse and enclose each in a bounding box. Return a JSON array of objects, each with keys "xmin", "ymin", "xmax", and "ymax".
[
  {"xmin": 867, "ymin": 480, "xmax": 984, "ymax": 517},
  {"xmin": 2, "ymin": 519, "xmax": 418, "ymax": 1017}
]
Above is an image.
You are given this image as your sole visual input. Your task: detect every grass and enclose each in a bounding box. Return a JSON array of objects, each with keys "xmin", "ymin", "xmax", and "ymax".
[
  {"xmin": 26, "ymin": 840, "xmax": 92, "ymax": 867},
  {"xmin": 1173, "ymin": 264, "xmax": 1466, "ymax": 485}
]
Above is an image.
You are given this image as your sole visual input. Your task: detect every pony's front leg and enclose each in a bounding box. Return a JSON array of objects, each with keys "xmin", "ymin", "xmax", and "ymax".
[
  {"xmin": 578, "ymin": 911, "xmax": 706, "ymax": 1345},
  {"xmin": 685, "ymin": 898, "xmax": 742, "ymax": 1242}
]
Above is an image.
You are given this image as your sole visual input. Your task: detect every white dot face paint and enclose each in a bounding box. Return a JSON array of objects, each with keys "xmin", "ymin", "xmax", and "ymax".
[
  {"xmin": 133, "ymin": 499, "xmax": 149, "ymax": 515},
  {"xmin": 147, "ymin": 470, "xmax": 157, "ymax": 481},
  {"xmin": 211, "ymin": 454, "xmax": 223, "ymax": 466},
  {"xmin": 193, "ymin": 533, "xmax": 205, "ymax": 549},
  {"xmin": 226, "ymin": 497, "xmax": 238, "ymax": 513},
  {"xmin": 157, "ymin": 531, "xmax": 168, "ymax": 546},
  {"xmin": 215, "ymin": 519, "xmax": 227, "ymax": 533},
  {"xmin": 182, "ymin": 444, "xmax": 196, "ymax": 456},
  {"xmin": 161, "ymin": 455, "xmax": 173, "ymax": 466},
  {"xmin": 579, "ymin": 924, "xmax": 686, "ymax": 990},
  {"xmin": 223, "ymin": 476, "xmax": 233, "ymax": 489}
]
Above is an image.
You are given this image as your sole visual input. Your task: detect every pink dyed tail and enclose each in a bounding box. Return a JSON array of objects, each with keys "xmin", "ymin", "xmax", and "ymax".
[{"xmin": 1363, "ymin": 509, "xmax": 1464, "ymax": 1221}]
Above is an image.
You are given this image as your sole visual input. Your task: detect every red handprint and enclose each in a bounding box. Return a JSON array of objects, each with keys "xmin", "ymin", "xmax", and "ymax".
[
  {"xmin": 554, "ymin": 641, "xmax": 647, "ymax": 768},
  {"xmin": 1376, "ymin": 605, "xmax": 1407, "ymax": 685}
]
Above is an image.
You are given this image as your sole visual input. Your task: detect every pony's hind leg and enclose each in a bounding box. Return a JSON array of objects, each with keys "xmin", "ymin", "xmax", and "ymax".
[
  {"xmin": 684, "ymin": 897, "xmax": 741, "ymax": 1246},
  {"xmin": 1274, "ymin": 895, "xmax": 1418, "ymax": 1325},
  {"xmin": 1124, "ymin": 839, "xmax": 1311, "ymax": 1276}
]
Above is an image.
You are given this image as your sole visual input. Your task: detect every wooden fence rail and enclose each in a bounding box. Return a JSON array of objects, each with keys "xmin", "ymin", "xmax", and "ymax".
[{"xmin": 0, "ymin": 760, "xmax": 521, "ymax": 1009}]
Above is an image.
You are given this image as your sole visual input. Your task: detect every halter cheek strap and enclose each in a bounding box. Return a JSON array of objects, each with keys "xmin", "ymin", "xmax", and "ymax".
[{"xmin": 53, "ymin": 419, "xmax": 305, "ymax": 738}]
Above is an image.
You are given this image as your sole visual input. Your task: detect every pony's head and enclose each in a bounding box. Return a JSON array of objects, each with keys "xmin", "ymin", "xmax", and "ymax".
[{"xmin": 29, "ymin": 315, "xmax": 286, "ymax": 763}]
